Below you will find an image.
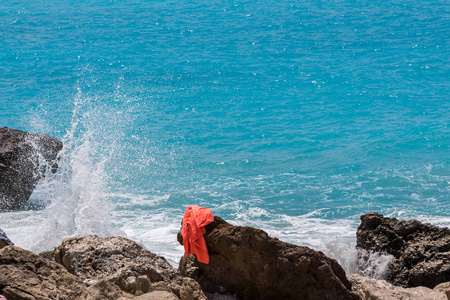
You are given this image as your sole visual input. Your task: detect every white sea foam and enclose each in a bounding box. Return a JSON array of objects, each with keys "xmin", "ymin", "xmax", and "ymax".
[
  {"xmin": 11, "ymin": 90, "xmax": 120, "ymax": 253},
  {"xmin": 320, "ymin": 238, "xmax": 393, "ymax": 279}
]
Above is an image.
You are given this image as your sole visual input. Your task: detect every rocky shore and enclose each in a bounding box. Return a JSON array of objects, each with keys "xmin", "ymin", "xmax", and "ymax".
[
  {"xmin": 1, "ymin": 128, "xmax": 450, "ymax": 299},
  {"xmin": 357, "ymin": 212, "xmax": 450, "ymax": 289},
  {"xmin": 1, "ymin": 215, "xmax": 450, "ymax": 300}
]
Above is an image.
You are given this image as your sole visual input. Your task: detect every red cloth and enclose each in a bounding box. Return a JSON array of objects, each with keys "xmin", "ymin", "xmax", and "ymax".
[{"xmin": 181, "ymin": 205, "xmax": 214, "ymax": 264}]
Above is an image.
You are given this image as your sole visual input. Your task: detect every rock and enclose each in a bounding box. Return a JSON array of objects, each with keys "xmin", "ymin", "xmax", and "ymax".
[
  {"xmin": 180, "ymin": 278, "xmax": 208, "ymax": 300},
  {"xmin": 54, "ymin": 235, "xmax": 181, "ymax": 293},
  {"xmin": 0, "ymin": 229, "xmax": 14, "ymax": 249},
  {"xmin": 203, "ymin": 294, "xmax": 240, "ymax": 300},
  {"xmin": 347, "ymin": 273, "xmax": 448, "ymax": 300},
  {"xmin": 0, "ymin": 237, "xmax": 207, "ymax": 300},
  {"xmin": 135, "ymin": 275, "xmax": 152, "ymax": 295},
  {"xmin": 433, "ymin": 282, "xmax": 450, "ymax": 296},
  {"xmin": 178, "ymin": 216, "xmax": 360, "ymax": 300},
  {"xmin": 356, "ymin": 212, "xmax": 450, "ymax": 288},
  {"xmin": 134, "ymin": 291, "xmax": 180, "ymax": 300},
  {"xmin": 0, "ymin": 245, "xmax": 88, "ymax": 299},
  {"xmin": 53, "ymin": 235, "xmax": 205, "ymax": 300},
  {"xmin": 0, "ymin": 127, "xmax": 62, "ymax": 210},
  {"xmin": 38, "ymin": 249, "xmax": 55, "ymax": 261},
  {"xmin": 85, "ymin": 279, "xmax": 132, "ymax": 300}
]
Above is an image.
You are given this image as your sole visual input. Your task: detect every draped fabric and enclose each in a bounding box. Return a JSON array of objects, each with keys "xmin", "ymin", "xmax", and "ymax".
[{"xmin": 181, "ymin": 205, "xmax": 214, "ymax": 264}]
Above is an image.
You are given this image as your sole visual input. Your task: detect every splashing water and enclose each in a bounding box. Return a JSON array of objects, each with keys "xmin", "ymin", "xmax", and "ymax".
[
  {"xmin": 320, "ymin": 238, "xmax": 393, "ymax": 279},
  {"xmin": 1, "ymin": 0, "xmax": 448, "ymax": 270},
  {"xmin": 23, "ymin": 90, "xmax": 120, "ymax": 252}
]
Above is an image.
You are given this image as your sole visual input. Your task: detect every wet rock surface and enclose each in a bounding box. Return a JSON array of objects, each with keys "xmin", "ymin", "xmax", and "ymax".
[
  {"xmin": 0, "ymin": 127, "xmax": 62, "ymax": 211},
  {"xmin": 178, "ymin": 216, "xmax": 360, "ymax": 300},
  {"xmin": 357, "ymin": 212, "xmax": 450, "ymax": 288}
]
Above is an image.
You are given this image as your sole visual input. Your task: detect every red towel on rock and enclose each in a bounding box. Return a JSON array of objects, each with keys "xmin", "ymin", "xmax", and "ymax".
[{"xmin": 181, "ymin": 205, "xmax": 214, "ymax": 264}]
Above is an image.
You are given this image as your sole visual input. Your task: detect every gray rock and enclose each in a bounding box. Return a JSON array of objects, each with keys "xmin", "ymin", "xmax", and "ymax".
[
  {"xmin": 178, "ymin": 216, "xmax": 360, "ymax": 300},
  {"xmin": 357, "ymin": 212, "xmax": 450, "ymax": 288},
  {"xmin": 0, "ymin": 127, "xmax": 62, "ymax": 210}
]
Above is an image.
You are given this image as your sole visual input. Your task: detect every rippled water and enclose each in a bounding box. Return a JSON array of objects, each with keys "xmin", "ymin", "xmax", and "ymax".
[{"xmin": 1, "ymin": 0, "xmax": 449, "ymax": 267}]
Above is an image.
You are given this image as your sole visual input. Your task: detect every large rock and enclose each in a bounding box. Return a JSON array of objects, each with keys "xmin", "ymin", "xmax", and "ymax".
[
  {"xmin": 0, "ymin": 245, "xmax": 88, "ymax": 299},
  {"xmin": 53, "ymin": 235, "xmax": 205, "ymax": 300},
  {"xmin": 0, "ymin": 237, "xmax": 209, "ymax": 300},
  {"xmin": 347, "ymin": 273, "xmax": 449, "ymax": 300},
  {"xmin": 0, "ymin": 244, "xmax": 164, "ymax": 300},
  {"xmin": 356, "ymin": 212, "xmax": 450, "ymax": 288},
  {"xmin": 0, "ymin": 127, "xmax": 63, "ymax": 210},
  {"xmin": 85, "ymin": 279, "xmax": 131, "ymax": 300},
  {"xmin": 178, "ymin": 216, "xmax": 360, "ymax": 300}
]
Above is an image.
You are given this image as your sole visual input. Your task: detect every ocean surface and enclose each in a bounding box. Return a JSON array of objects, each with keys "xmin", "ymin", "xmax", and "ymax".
[{"xmin": 1, "ymin": 0, "xmax": 449, "ymax": 273}]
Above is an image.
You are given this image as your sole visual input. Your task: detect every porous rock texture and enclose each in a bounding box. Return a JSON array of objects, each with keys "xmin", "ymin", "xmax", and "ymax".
[
  {"xmin": 357, "ymin": 212, "xmax": 450, "ymax": 288},
  {"xmin": 85, "ymin": 279, "xmax": 129, "ymax": 300},
  {"xmin": 178, "ymin": 216, "xmax": 360, "ymax": 300},
  {"xmin": 0, "ymin": 244, "xmax": 181, "ymax": 300},
  {"xmin": 53, "ymin": 235, "xmax": 206, "ymax": 300},
  {"xmin": 0, "ymin": 245, "xmax": 88, "ymax": 299},
  {"xmin": 347, "ymin": 273, "xmax": 449, "ymax": 300},
  {"xmin": 0, "ymin": 127, "xmax": 62, "ymax": 210}
]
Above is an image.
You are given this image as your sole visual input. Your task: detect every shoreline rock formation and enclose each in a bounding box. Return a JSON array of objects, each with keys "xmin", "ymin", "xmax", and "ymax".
[
  {"xmin": 178, "ymin": 216, "xmax": 360, "ymax": 300},
  {"xmin": 0, "ymin": 245, "xmax": 91, "ymax": 299},
  {"xmin": 356, "ymin": 212, "xmax": 450, "ymax": 288},
  {"xmin": 0, "ymin": 235, "xmax": 207, "ymax": 300},
  {"xmin": 53, "ymin": 235, "xmax": 197, "ymax": 298},
  {"xmin": 1, "ymin": 214, "xmax": 450, "ymax": 299},
  {"xmin": 1, "ymin": 128, "xmax": 450, "ymax": 299},
  {"xmin": 0, "ymin": 127, "xmax": 63, "ymax": 211}
]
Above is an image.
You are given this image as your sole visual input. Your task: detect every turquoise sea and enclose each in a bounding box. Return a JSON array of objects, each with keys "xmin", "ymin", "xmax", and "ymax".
[{"xmin": 1, "ymin": 0, "xmax": 449, "ymax": 268}]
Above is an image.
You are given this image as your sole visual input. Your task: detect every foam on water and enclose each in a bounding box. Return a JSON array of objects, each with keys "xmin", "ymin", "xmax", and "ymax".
[{"xmin": 320, "ymin": 238, "xmax": 393, "ymax": 280}]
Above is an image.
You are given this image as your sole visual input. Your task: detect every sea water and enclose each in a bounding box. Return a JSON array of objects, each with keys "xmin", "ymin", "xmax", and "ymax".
[{"xmin": 0, "ymin": 0, "xmax": 449, "ymax": 274}]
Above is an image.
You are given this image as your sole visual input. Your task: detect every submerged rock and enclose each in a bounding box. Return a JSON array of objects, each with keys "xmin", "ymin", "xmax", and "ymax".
[
  {"xmin": 53, "ymin": 235, "xmax": 206, "ymax": 300},
  {"xmin": 357, "ymin": 212, "xmax": 450, "ymax": 288},
  {"xmin": 178, "ymin": 216, "xmax": 360, "ymax": 300},
  {"xmin": 0, "ymin": 127, "xmax": 62, "ymax": 210}
]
